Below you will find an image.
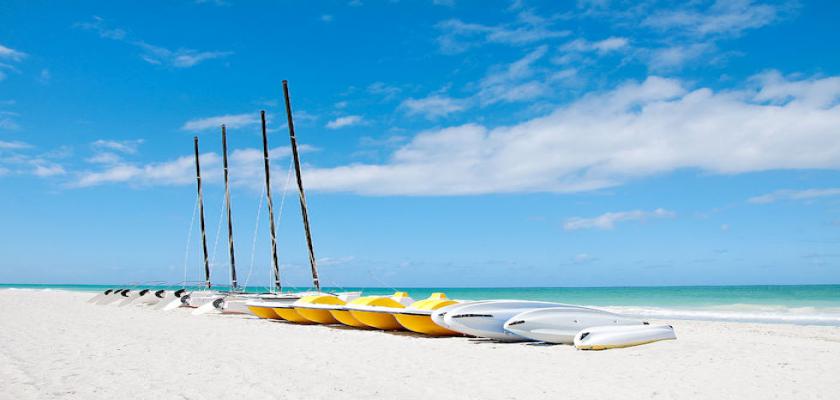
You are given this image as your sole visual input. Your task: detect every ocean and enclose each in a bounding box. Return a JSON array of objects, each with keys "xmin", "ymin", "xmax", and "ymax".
[{"xmin": 3, "ymin": 283, "xmax": 840, "ymax": 326}]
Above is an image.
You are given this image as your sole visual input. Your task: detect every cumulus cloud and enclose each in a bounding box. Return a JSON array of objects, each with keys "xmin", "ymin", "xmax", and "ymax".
[
  {"xmin": 564, "ymin": 209, "xmax": 676, "ymax": 230},
  {"xmin": 748, "ymin": 188, "xmax": 840, "ymax": 204},
  {"xmin": 299, "ymin": 72, "xmax": 840, "ymax": 195},
  {"xmin": 73, "ymin": 72, "xmax": 840, "ymax": 196},
  {"xmin": 72, "ymin": 146, "xmax": 304, "ymax": 188},
  {"xmin": 326, "ymin": 115, "xmax": 363, "ymax": 129}
]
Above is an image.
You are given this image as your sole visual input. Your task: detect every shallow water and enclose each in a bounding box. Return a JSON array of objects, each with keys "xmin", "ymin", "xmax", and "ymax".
[{"xmin": 4, "ymin": 283, "xmax": 840, "ymax": 326}]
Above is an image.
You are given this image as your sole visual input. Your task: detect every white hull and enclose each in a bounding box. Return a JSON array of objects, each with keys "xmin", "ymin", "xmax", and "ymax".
[
  {"xmin": 88, "ymin": 289, "xmax": 118, "ymax": 304},
  {"xmin": 184, "ymin": 291, "xmax": 223, "ymax": 308},
  {"xmin": 430, "ymin": 301, "xmax": 492, "ymax": 330},
  {"xmin": 116, "ymin": 290, "xmax": 144, "ymax": 307},
  {"xmin": 97, "ymin": 290, "xmax": 129, "ymax": 305},
  {"xmin": 443, "ymin": 301, "xmax": 588, "ymax": 341},
  {"xmin": 138, "ymin": 289, "xmax": 168, "ymax": 305},
  {"xmin": 503, "ymin": 307, "xmax": 646, "ymax": 344},
  {"xmin": 574, "ymin": 324, "xmax": 676, "ymax": 350},
  {"xmin": 155, "ymin": 289, "xmax": 189, "ymax": 311}
]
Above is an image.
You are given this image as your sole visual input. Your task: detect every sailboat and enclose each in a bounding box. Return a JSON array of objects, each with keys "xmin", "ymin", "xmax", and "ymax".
[
  {"xmin": 190, "ymin": 124, "xmax": 249, "ymax": 316},
  {"xmin": 166, "ymin": 136, "xmax": 218, "ymax": 311},
  {"xmin": 246, "ymin": 81, "xmax": 347, "ymax": 319}
]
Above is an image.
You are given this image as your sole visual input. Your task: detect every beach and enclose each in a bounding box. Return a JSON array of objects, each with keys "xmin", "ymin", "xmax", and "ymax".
[{"xmin": 1, "ymin": 290, "xmax": 838, "ymax": 400}]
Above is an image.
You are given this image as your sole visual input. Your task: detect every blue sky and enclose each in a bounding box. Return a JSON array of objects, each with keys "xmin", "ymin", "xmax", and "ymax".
[{"xmin": 2, "ymin": 0, "xmax": 840, "ymax": 288}]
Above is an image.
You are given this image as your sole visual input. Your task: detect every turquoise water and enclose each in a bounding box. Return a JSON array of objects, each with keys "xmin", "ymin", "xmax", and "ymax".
[{"xmin": 4, "ymin": 284, "xmax": 840, "ymax": 326}]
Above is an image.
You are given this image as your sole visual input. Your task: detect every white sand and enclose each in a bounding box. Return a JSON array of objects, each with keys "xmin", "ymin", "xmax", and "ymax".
[{"xmin": 1, "ymin": 290, "xmax": 838, "ymax": 400}]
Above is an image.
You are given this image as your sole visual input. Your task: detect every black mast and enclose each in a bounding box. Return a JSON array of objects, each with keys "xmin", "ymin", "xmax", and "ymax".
[
  {"xmin": 193, "ymin": 136, "xmax": 211, "ymax": 289},
  {"xmin": 282, "ymin": 80, "xmax": 320, "ymax": 291},
  {"xmin": 260, "ymin": 111, "xmax": 282, "ymax": 292},
  {"xmin": 221, "ymin": 125, "xmax": 238, "ymax": 290}
]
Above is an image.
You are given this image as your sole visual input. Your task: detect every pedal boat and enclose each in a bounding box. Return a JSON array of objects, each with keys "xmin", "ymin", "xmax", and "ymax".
[
  {"xmin": 393, "ymin": 293, "xmax": 460, "ymax": 336},
  {"xmin": 345, "ymin": 292, "xmax": 415, "ymax": 330},
  {"xmin": 292, "ymin": 293, "xmax": 361, "ymax": 324}
]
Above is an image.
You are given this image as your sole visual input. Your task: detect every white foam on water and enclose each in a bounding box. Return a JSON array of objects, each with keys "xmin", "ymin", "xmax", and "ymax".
[{"xmin": 601, "ymin": 304, "xmax": 840, "ymax": 326}]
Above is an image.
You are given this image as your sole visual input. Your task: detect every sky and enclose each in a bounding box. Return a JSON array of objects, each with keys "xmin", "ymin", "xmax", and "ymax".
[{"xmin": 1, "ymin": 0, "xmax": 840, "ymax": 288}]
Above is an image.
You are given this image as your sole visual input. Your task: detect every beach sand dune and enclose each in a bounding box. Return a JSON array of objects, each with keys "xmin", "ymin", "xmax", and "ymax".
[{"xmin": 1, "ymin": 290, "xmax": 838, "ymax": 399}]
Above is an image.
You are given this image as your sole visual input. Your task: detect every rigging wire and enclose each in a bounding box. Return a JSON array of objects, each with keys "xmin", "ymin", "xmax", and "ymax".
[
  {"xmin": 270, "ymin": 157, "xmax": 295, "ymax": 291},
  {"xmin": 241, "ymin": 184, "xmax": 265, "ymax": 290},
  {"xmin": 181, "ymin": 196, "xmax": 199, "ymax": 290},
  {"xmin": 208, "ymin": 194, "xmax": 226, "ymax": 289}
]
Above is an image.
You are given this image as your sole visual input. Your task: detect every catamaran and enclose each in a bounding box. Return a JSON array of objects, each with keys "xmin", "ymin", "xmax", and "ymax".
[{"xmin": 246, "ymin": 81, "xmax": 354, "ymax": 319}]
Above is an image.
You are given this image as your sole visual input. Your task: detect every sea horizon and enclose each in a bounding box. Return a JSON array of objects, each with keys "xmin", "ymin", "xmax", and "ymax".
[{"xmin": 6, "ymin": 283, "xmax": 840, "ymax": 327}]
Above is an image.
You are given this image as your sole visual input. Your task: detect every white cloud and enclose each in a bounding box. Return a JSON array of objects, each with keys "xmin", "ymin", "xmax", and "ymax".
[
  {"xmin": 748, "ymin": 188, "xmax": 840, "ymax": 204},
  {"xmin": 477, "ymin": 45, "xmax": 550, "ymax": 105},
  {"xmin": 326, "ymin": 115, "xmax": 364, "ymax": 129},
  {"xmin": 72, "ymin": 146, "xmax": 303, "ymax": 188},
  {"xmin": 642, "ymin": 0, "xmax": 785, "ymax": 38},
  {"xmin": 400, "ymin": 95, "xmax": 468, "ymax": 120},
  {"xmin": 0, "ymin": 140, "xmax": 30, "ymax": 150},
  {"xmin": 367, "ymin": 82, "xmax": 402, "ymax": 100},
  {"xmin": 72, "ymin": 72, "xmax": 840, "ymax": 197},
  {"xmin": 0, "ymin": 44, "xmax": 27, "ymax": 62},
  {"xmin": 74, "ymin": 16, "xmax": 127, "ymax": 40},
  {"xmin": 136, "ymin": 42, "xmax": 232, "ymax": 68},
  {"xmin": 562, "ymin": 37, "xmax": 629, "ymax": 53},
  {"xmin": 298, "ymin": 72, "xmax": 840, "ymax": 195},
  {"xmin": 320, "ymin": 14, "xmax": 334, "ymax": 23},
  {"xmin": 0, "ymin": 142, "xmax": 67, "ymax": 178},
  {"xmin": 76, "ymin": 17, "xmax": 231, "ymax": 68},
  {"xmin": 432, "ymin": 0, "xmax": 455, "ymax": 6},
  {"xmin": 436, "ymin": 12, "xmax": 569, "ymax": 54},
  {"xmin": 92, "ymin": 139, "xmax": 144, "ymax": 154},
  {"xmin": 32, "ymin": 163, "xmax": 66, "ymax": 177},
  {"xmin": 564, "ymin": 209, "xmax": 676, "ymax": 231},
  {"xmin": 646, "ymin": 43, "xmax": 715, "ymax": 72},
  {"xmin": 182, "ymin": 113, "xmax": 261, "ymax": 131}
]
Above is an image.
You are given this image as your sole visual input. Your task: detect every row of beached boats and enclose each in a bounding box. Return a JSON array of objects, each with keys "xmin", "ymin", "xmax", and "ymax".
[
  {"xmin": 88, "ymin": 81, "xmax": 676, "ymax": 350},
  {"xmin": 89, "ymin": 287, "xmax": 676, "ymax": 349}
]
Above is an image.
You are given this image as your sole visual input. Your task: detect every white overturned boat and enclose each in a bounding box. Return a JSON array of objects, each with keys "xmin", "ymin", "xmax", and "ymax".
[
  {"xmin": 503, "ymin": 307, "xmax": 646, "ymax": 344},
  {"xmin": 96, "ymin": 289, "xmax": 130, "ymax": 305},
  {"xmin": 574, "ymin": 324, "xmax": 676, "ymax": 350},
  {"xmin": 443, "ymin": 300, "xmax": 590, "ymax": 341},
  {"xmin": 87, "ymin": 288, "xmax": 120, "ymax": 304},
  {"xmin": 153, "ymin": 289, "xmax": 189, "ymax": 310}
]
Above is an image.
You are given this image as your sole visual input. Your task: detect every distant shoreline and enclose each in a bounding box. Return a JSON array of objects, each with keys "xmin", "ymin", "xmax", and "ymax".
[{"xmin": 5, "ymin": 284, "xmax": 840, "ymax": 327}]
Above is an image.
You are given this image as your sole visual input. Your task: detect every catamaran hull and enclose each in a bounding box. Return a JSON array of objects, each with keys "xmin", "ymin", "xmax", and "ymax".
[{"xmin": 218, "ymin": 298, "xmax": 255, "ymax": 315}]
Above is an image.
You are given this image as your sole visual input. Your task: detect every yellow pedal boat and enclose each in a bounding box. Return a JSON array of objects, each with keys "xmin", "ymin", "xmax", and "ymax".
[
  {"xmin": 246, "ymin": 294, "xmax": 305, "ymax": 320},
  {"xmin": 292, "ymin": 293, "xmax": 362, "ymax": 324},
  {"xmin": 393, "ymin": 293, "xmax": 460, "ymax": 336},
  {"xmin": 345, "ymin": 292, "xmax": 415, "ymax": 330}
]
